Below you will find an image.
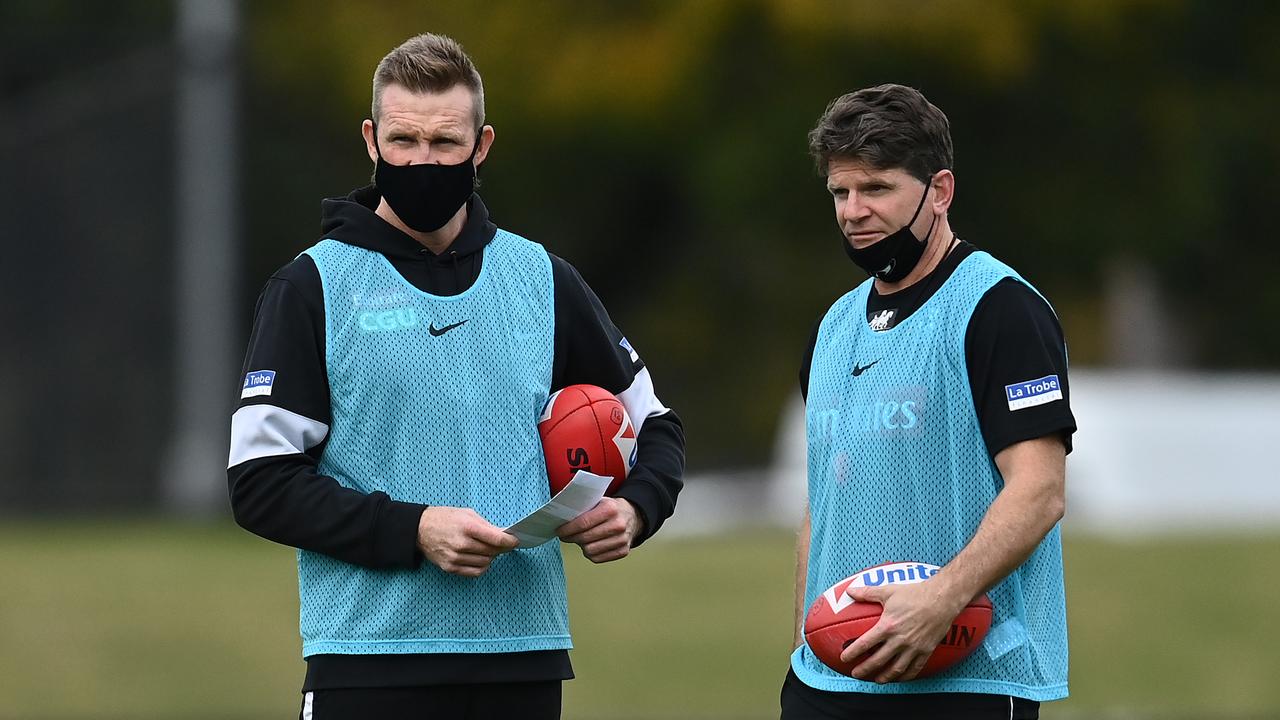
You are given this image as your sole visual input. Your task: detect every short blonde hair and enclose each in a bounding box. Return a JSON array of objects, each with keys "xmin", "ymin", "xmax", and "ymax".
[{"xmin": 371, "ymin": 33, "xmax": 485, "ymax": 128}]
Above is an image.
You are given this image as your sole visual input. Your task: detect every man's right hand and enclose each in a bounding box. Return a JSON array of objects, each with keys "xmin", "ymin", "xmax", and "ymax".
[{"xmin": 417, "ymin": 507, "xmax": 518, "ymax": 577}]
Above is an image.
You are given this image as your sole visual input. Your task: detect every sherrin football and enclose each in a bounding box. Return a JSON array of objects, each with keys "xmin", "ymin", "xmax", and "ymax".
[
  {"xmin": 537, "ymin": 384, "xmax": 637, "ymax": 495},
  {"xmin": 804, "ymin": 561, "xmax": 992, "ymax": 679}
]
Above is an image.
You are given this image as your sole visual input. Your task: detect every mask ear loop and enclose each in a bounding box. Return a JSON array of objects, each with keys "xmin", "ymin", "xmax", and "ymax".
[
  {"xmin": 370, "ymin": 121, "xmax": 388, "ymax": 161},
  {"xmin": 904, "ymin": 173, "xmax": 934, "ymax": 236},
  {"xmin": 872, "ymin": 174, "xmax": 937, "ymax": 281},
  {"xmin": 467, "ymin": 128, "xmax": 485, "ymax": 190},
  {"xmin": 919, "ymin": 205, "xmax": 939, "ymax": 248}
]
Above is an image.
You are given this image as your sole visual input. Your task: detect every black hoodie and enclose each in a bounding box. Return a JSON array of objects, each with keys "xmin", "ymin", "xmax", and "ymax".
[
  {"xmin": 320, "ymin": 185, "xmax": 491, "ymax": 296},
  {"xmin": 228, "ymin": 187, "xmax": 685, "ymax": 689}
]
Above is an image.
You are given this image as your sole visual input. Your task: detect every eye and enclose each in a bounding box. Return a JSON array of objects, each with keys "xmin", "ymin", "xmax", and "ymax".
[{"xmin": 390, "ymin": 135, "xmax": 414, "ymax": 144}]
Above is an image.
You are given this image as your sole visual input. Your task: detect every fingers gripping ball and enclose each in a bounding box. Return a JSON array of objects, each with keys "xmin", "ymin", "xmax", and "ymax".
[
  {"xmin": 804, "ymin": 562, "xmax": 993, "ymax": 679},
  {"xmin": 537, "ymin": 384, "xmax": 637, "ymax": 495}
]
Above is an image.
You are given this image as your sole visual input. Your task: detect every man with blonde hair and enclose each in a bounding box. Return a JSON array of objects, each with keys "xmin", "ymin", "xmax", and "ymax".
[{"xmin": 229, "ymin": 33, "xmax": 684, "ymax": 719}]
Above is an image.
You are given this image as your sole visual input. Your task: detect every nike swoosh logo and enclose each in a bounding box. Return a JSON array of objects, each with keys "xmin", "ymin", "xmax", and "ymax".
[
  {"xmin": 428, "ymin": 320, "xmax": 468, "ymax": 337},
  {"xmin": 851, "ymin": 360, "xmax": 880, "ymax": 377}
]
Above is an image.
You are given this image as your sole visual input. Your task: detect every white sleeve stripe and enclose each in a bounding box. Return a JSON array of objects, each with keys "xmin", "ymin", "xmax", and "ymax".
[
  {"xmin": 617, "ymin": 367, "xmax": 669, "ymax": 436},
  {"xmin": 228, "ymin": 404, "xmax": 330, "ymax": 469}
]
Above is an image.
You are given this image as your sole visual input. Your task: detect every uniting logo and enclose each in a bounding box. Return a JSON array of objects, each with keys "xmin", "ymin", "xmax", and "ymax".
[
  {"xmin": 822, "ymin": 562, "xmax": 941, "ymax": 613},
  {"xmin": 854, "ymin": 562, "xmax": 940, "ymax": 587}
]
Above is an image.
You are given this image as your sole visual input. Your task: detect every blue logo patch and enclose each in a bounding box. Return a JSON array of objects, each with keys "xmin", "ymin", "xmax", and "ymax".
[
  {"xmin": 242, "ymin": 370, "xmax": 276, "ymax": 399},
  {"xmin": 1005, "ymin": 374, "xmax": 1062, "ymax": 411},
  {"xmin": 619, "ymin": 336, "xmax": 639, "ymax": 362}
]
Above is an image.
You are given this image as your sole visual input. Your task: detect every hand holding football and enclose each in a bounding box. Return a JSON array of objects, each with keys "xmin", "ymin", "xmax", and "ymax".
[{"xmin": 804, "ymin": 561, "xmax": 992, "ymax": 679}]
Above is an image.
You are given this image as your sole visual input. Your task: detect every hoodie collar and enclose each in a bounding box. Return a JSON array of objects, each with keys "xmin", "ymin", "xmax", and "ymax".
[{"xmin": 319, "ymin": 186, "xmax": 497, "ymax": 262}]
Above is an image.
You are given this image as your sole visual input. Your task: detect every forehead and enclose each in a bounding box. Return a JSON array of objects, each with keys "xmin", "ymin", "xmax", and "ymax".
[
  {"xmin": 826, "ymin": 158, "xmax": 914, "ymax": 186},
  {"xmin": 378, "ymin": 83, "xmax": 476, "ymax": 134}
]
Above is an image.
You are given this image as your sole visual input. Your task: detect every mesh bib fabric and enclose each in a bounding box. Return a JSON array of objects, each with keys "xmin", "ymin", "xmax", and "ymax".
[
  {"xmin": 791, "ymin": 252, "xmax": 1068, "ymax": 700},
  {"xmin": 298, "ymin": 231, "xmax": 569, "ymax": 657}
]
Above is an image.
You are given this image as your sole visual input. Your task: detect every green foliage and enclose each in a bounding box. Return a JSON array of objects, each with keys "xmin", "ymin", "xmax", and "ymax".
[
  {"xmin": 1, "ymin": 521, "xmax": 1278, "ymax": 718},
  {"xmin": 239, "ymin": 2, "xmax": 1280, "ymax": 469}
]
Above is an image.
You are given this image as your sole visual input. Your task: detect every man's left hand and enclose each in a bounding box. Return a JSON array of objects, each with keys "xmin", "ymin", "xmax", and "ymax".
[
  {"xmin": 838, "ymin": 579, "xmax": 967, "ymax": 684},
  {"xmin": 556, "ymin": 497, "xmax": 644, "ymax": 563}
]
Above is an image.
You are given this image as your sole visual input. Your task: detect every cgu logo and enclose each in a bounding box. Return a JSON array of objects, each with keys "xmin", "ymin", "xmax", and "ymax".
[{"xmin": 358, "ymin": 308, "xmax": 418, "ymax": 332}]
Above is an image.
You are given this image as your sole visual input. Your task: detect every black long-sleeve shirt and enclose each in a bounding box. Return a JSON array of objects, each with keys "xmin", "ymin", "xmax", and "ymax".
[{"xmin": 228, "ymin": 188, "xmax": 685, "ymax": 689}]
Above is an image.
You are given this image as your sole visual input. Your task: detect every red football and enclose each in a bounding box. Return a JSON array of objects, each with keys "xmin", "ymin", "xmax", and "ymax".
[
  {"xmin": 804, "ymin": 561, "xmax": 992, "ymax": 679},
  {"xmin": 537, "ymin": 384, "xmax": 636, "ymax": 495}
]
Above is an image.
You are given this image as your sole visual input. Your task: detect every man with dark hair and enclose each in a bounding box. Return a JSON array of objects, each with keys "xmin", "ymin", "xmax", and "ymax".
[
  {"xmin": 782, "ymin": 84, "xmax": 1075, "ymax": 719},
  {"xmin": 228, "ymin": 33, "xmax": 684, "ymax": 719}
]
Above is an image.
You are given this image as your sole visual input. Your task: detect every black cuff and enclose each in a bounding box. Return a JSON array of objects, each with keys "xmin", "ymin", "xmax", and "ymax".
[
  {"xmin": 613, "ymin": 478, "xmax": 669, "ymax": 547},
  {"xmin": 377, "ymin": 499, "xmax": 429, "ymax": 569}
]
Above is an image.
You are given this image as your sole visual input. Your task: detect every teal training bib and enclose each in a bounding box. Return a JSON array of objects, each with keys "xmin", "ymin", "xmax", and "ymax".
[
  {"xmin": 298, "ymin": 231, "xmax": 569, "ymax": 656},
  {"xmin": 792, "ymin": 252, "xmax": 1068, "ymax": 700}
]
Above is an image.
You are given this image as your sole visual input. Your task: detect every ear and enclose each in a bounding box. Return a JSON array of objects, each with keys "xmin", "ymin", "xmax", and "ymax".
[
  {"xmin": 474, "ymin": 125, "xmax": 496, "ymax": 166},
  {"xmin": 361, "ymin": 119, "xmax": 379, "ymax": 165},
  {"xmin": 930, "ymin": 169, "xmax": 955, "ymax": 214}
]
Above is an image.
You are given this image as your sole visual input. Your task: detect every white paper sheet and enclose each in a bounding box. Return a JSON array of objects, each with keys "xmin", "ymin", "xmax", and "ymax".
[{"xmin": 504, "ymin": 471, "xmax": 612, "ymax": 548}]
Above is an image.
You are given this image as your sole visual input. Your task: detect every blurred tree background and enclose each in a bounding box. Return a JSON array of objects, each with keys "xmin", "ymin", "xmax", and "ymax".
[
  {"xmin": 245, "ymin": 0, "xmax": 1280, "ymax": 470},
  {"xmin": 2, "ymin": 0, "xmax": 1277, "ymax": 505}
]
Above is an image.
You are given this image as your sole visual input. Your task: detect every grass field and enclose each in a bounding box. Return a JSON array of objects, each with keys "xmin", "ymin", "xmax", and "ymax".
[{"xmin": 1, "ymin": 520, "xmax": 1278, "ymax": 719}]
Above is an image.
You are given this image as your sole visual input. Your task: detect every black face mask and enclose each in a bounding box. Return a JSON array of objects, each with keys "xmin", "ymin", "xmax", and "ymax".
[
  {"xmin": 373, "ymin": 126, "xmax": 480, "ymax": 233},
  {"xmin": 843, "ymin": 176, "xmax": 937, "ymax": 283}
]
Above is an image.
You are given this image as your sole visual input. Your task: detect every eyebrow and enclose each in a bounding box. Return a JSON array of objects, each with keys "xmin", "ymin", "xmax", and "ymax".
[
  {"xmin": 860, "ymin": 174, "xmax": 896, "ymax": 186},
  {"xmin": 379, "ymin": 122, "xmax": 417, "ymax": 136},
  {"xmin": 849, "ymin": 177, "xmax": 898, "ymax": 192},
  {"xmin": 827, "ymin": 176, "xmax": 896, "ymax": 191},
  {"xmin": 383, "ymin": 125, "xmax": 467, "ymax": 142}
]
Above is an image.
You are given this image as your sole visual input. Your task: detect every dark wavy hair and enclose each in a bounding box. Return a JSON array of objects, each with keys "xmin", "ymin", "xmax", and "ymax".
[{"xmin": 808, "ymin": 84, "xmax": 953, "ymax": 182}]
